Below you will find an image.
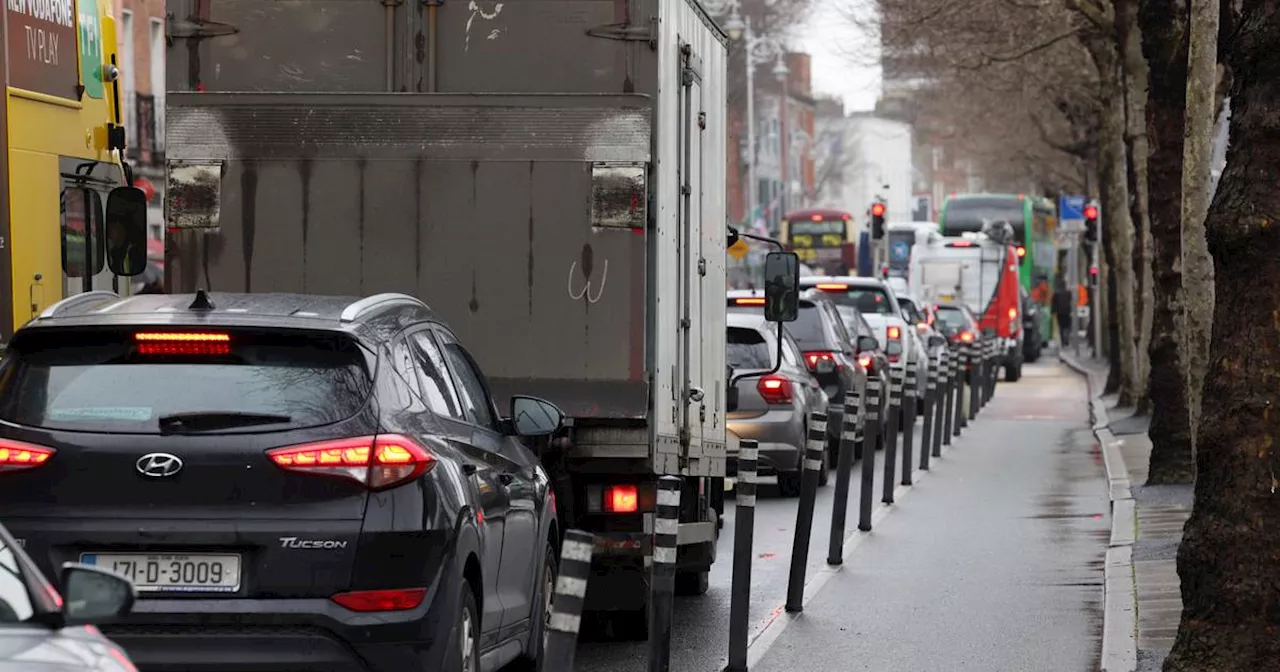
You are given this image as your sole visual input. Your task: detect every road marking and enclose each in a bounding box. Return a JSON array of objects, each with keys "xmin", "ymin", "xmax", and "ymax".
[{"xmin": 744, "ymin": 440, "xmax": 955, "ymax": 669}]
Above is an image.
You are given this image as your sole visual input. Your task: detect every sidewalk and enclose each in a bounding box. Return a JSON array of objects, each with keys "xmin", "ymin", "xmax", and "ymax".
[{"xmin": 1059, "ymin": 353, "xmax": 1193, "ymax": 672}]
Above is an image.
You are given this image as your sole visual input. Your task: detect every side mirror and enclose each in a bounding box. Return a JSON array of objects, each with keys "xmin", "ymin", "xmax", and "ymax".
[
  {"xmin": 105, "ymin": 186, "xmax": 148, "ymax": 277},
  {"xmin": 510, "ymin": 395, "xmax": 565, "ymax": 437},
  {"xmin": 762, "ymin": 251, "xmax": 800, "ymax": 323},
  {"xmin": 59, "ymin": 563, "xmax": 136, "ymax": 627},
  {"xmin": 928, "ymin": 334, "xmax": 946, "ymax": 348},
  {"xmin": 856, "ymin": 335, "xmax": 879, "ymax": 352}
]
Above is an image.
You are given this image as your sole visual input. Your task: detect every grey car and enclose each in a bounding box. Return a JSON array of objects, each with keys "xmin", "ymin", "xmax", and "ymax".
[
  {"xmin": 726, "ymin": 313, "xmax": 827, "ymax": 497},
  {"xmin": 0, "ymin": 521, "xmax": 139, "ymax": 672}
]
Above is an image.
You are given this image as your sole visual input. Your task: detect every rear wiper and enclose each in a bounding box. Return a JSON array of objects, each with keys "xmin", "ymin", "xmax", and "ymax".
[{"xmin": 157, "ymin": 411, "xmax": 293, "ymax": 433}]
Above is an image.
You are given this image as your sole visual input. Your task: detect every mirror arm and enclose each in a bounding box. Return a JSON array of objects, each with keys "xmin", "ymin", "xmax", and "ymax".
[
  {"xmin": 730, "ymin": 322, "xmax": 785, "ymax": 388},
  {"xmin": 730, "ymin": 226, "xmax": 785, "ymax": 252}
]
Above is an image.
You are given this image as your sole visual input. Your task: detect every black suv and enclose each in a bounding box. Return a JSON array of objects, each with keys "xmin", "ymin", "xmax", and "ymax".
[{"xmin": 0, "ymin": 290, "xmax": 565, "ymax": 672}]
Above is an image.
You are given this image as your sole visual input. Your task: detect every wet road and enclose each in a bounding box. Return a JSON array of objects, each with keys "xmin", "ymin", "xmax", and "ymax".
[{"xmin": 565, "ymin": 360, "xmax": 1107, "ymax": 672}]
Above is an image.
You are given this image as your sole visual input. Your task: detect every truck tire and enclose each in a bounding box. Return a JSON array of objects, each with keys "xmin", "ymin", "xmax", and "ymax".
[
  {"xmin": 675, "ymin": 571, "xmax": 710, "ymax": 596},
  {"xmin": 778, "ymin": 471, "xmax": 802, "ymax": 497}
]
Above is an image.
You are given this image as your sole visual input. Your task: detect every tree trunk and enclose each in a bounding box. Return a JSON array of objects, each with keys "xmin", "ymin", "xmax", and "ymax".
[
  {"xmin": 1119, "ymin": 0, "xmax": 1154, "ymax": 414},
  {"xmin": 1138, "ymin": 0, "xmax": 1195, "ymax": 485},
  {"xmin": 1181, "ymin": 0, "xmax": 1218, "ymax": 461},
  {"xmin": 1088, "ymin": 35, "xmax": 1140, "ymax": 407},
  {"xmin": 1163, "ymin": 2, "xmax": 1280, "ymax": 667}
]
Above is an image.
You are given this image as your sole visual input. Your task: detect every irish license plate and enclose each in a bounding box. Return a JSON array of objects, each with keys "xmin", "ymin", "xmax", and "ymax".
[{"xmin": 80, "ymin": 553, "xmax": 242, "ymax": 593}]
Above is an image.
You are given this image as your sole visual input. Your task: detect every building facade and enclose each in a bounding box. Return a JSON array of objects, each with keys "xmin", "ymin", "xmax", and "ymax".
[{"xmin": 114, "ymin": 0, "xmax": 166, "ymax": 256}]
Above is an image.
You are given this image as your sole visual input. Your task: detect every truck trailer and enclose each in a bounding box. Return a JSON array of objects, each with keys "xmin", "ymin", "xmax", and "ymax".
[{"xmin": 162, "ymin": 0, "xmax": 730, "ymax": 634}]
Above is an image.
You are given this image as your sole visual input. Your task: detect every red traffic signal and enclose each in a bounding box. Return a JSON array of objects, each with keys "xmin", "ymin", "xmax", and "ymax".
[
  {"xmin": 1083, "ymin": 204, "xmax": 1099, "ymax": 220},
  {"xmin": 870, "ymin": 202, "xmax": 886, "ymax": 217}
]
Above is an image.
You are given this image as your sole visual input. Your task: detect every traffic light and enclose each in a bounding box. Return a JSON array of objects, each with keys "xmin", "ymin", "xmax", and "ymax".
[
  {"xmin": 870, "ymin": 202, "xmax": 886, "ymax": 239},
  {"xmin": 1084, "ymin": 203, "xmax": 1100, "ymax": 243}
]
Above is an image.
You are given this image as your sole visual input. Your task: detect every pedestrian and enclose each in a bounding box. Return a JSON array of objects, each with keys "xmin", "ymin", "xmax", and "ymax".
[{"xmin": 1052, "ymin": 278, "xmax": 1073, "ymax": 347}]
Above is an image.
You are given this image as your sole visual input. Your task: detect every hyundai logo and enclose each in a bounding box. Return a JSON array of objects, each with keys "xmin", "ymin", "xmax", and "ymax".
[{"xmin": 136, "ymin": 453, "xmax": 184, "ymax": 478}]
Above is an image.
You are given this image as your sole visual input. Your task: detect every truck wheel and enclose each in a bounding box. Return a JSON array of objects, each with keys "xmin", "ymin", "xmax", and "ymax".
[
  {"xmin": 778, "ymin": 472, "xmax": 802, "ymax": 497},
  {"xmin": 675, "ymin": 571, "xmax": 710, "ymax": 596}
]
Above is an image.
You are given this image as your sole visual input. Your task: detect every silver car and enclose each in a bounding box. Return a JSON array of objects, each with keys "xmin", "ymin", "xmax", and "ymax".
[{"xmin": 726, "ymin": 313, "xmax": 827, "ymax": 497}]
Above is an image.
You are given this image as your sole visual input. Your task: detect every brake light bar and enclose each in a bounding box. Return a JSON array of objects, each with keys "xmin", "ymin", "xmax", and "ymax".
[
  {"xmin": 733, "ymin": 297, "xmax": 766, "ymax": 306},
  {"xmin": 815, "ymin": 283, "xmax": 849, "ymax": 291},
  {"xmin": 266, "ymin": 434, "xmax": 434, "ymax": 491},
  {"xmin": 948, "ymin": 241, "xmax": 974, "ymax": 248},
  {"xmin": 331, "ymin": 588, "xmax": 427, "ymax": 612},
  {"xmin": 0, "ymin": 439, "xmax": 55, "ymax": 473},
  {"xmin": 134, "ymin": 331, "xmax": 231, "ymax": 356}
]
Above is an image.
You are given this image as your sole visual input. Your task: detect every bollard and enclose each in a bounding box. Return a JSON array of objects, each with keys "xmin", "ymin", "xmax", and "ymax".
[
  {"xmin": 968, "ymin": 342, "xmax": 980, "ymax": 423},
  {"xmin": 982, "ymin": 341, "xmax": 994, "ymax": 406},
  {"xmin": 785, "ymin": 411, "xmax": 826, "ymax": 613},
  {"xmin": 941, "ymin": 349, "xmax": 955, "ymax": 447},
  {"xmin": 828, "ymin": 391, "xmax": 860, "ymax": 565},
  {"xmin": 648, "ymin": 476, "xmax": 682, "ymax": 672},
  {"xmin": 933, "ymin": 350, "xmax": 948, "ymax": 456},
  {"xmin": 882, "ymin": 366, "xmax": 903, "ymax": 504},
  {"xmin": 858, "ymin": 377, "xmax": 882, "ymax": 532},
  {"xmin": 989, "ymin": 340, "xmax": 1000, "ymax": 400},
  {"xmin": 725, "ymin": 440, "xmax": 758, "ymax": 672},
  {"xmin": 954, "ymin": 346, "xmax": 967, "ymax": 433},
  {"xmin": 921, "ymin": 361, "xmax": 936, "ymax": 470},
  {"xmin": 545, "ymin": 529, "xmax": 595, "ymax": 672},
  {"xmin": 901, "ymin": 365, "xmax": 917, "ymax": 486}
]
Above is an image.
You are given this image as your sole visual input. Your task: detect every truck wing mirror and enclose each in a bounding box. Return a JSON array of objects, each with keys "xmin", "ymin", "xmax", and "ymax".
[
  {"xmin": 763, "ymin": 252, "xmax": 800, "ymax": 323},
  {"xmin": 104, "ymin": 186, "xmax": 149, "ymax": 277}
]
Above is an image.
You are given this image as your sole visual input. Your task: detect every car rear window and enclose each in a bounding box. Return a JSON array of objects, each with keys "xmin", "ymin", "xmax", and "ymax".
[
  {"xmin": 811, "ymin": 287, "xmax": 895, "ymax": 315},
  {"xmin": 786, "ymin": 305, "xmax": 832, "ymax": 350},
  {"xmin": 727, "ymin": 327, "xmax": 772, "ymax": 369},
  {"xmin": 0, "ymin": 328, "xmax": 373, "ymax": 434},
  {"xmin": 899, "ymin": 300, "xmax": 923, "ymax": 323},
  {"xmin": 935, "ymin": 307, "xmax": 970, "ymax": 331}
]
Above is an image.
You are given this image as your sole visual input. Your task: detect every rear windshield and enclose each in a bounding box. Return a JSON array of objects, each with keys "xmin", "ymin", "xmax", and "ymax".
[
  {"xmin": 787, "ymin": 305, "xmax": 832, "ymax": 350},
  {"xmin": 935, "ymin": 307, "xmax": 970, "ymax": 331},
  {"xmin": 811, "ymin": 287, "xmax": 895, "ymax": 315},
  {"xmin": 0, "ymin": 328, "xmax": 373, "ymax": 434},
  {"xmin": 727, "ymin": 327, "xmax": 772, "ymax": 370},
  {"xmin": 899, "ymin": 300, "xmax": 923, "ymax": 323}
]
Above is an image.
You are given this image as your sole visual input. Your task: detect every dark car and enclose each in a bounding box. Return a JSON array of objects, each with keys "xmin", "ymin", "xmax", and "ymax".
[
  {"xmin": 0, "ymin": 291, "xmax": 565, "ymax": 672},
  {"xmin": 725, "ymin": 312, "xmax": 827, "ymax": 496},
  {"xmin": 728, "ymin": 290, "xmax": 866, "ymax": 474},
  {"xmin": 0, "ymin": 520, "xmax": 140, "ymax": 671}
]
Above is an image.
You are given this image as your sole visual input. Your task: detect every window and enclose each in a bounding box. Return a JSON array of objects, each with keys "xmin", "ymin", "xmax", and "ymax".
[
  {"xmin": 940, "ymin": 197, "xmax": 1026, "ymax": 238},
  {"xmin": 781, "ymin": 333, "xmax": 804, "ymax": 367},
  {"xmin": 0, "ymin": 536, "xmax": 35, "ymax": 623},
  {"xmin": 434, "ymin": 330, "xmax": 496, "ymax": 429},
  {"xmin": 0, "ymin": 328, "xmax": 372, "ymax": 434},
  {"xmin": 810, "ymin": 286, "xmax": 896, "ymax": 316},
  {"xmin": 408, "ymin": 332, "xmax": 464, "ymax": 420},
  {"xmin": 60, "ymin": 187, "xmax": 105, "ymax": 292},
  {"xmin": 389, "ymin": 339, "xmax": 428, "ymax": 413},
  {"xmin": 727, "ymin": 327, "xmax": 772, "ymax": 370},
  {"xmin": 784, "ymin": 304, "xmax": 831, "ymax": 351}
]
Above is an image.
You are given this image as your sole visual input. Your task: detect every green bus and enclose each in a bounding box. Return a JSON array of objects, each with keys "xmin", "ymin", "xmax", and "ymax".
[{"xmin": 938, "ymin": 193, "xmax": 1057, "ymax": 356}]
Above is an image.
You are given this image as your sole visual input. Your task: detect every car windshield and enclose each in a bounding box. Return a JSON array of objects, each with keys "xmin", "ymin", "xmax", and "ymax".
[
  {"xmin": 935, "ymin": 307, "xmax": 971, "ymax": 332},
  {"xmin": 0, "ymin": 328, "xmax": 374, "ymax": 434},
  {"xmin": 0, "ymin": 536, "xmax": 35, "ymax": 624},
  {"xmin": 810, "ymin": 286, "xmax": 895, "ymax": 315},
  {"xmin": 727, "ymin": 327, "xmax": 773, "ymax": 370}
]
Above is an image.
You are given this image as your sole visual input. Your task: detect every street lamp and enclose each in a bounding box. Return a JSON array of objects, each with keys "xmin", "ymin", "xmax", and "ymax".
[{"xmin": 704, "ymin": 0, "xmax": 788, "ymax": 233}]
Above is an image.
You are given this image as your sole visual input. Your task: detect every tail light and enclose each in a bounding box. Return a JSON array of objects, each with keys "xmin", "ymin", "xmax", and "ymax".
[
  {"xmin": 605, "ymin": 484, "xmax": 640, "ymax": 513},
  {"xmin": 134, "ymin": 331, "xmax": 231, "ymax": 356},
  {"xmin": 331, "ymin": 588, "xmax": 427, "ymax": 612},
  {"xmin": 804, "ymin": 351, "xmax": 842, "ymax": 374},
  {"xmin": 266, "ymin": 434, "xmax": 434, "ymax": 491},
  {"xmin": 757, "ymin": 375, "xmax": 794, "ymax": 404},
  {"xmin": 0, "ymin": 439, "xmax": 55, "ymax": 474},
  {"xmin": 885, "ymin": 326, "xmax": 903, "ymax": 363},
  {"xmin": 1008, "ymin": 308, "xmax": 1018, "ymax": 320},
  {"xmin": 858, "ymin": 354, "xmax": 874, "ymax": 372},
  {"xmin": 959, "ymin": 331, "xmax": 975, "ymax": 343},
  {"xmin": 887, "ymin": 326, "xmax": 902, "ymax": 340}
]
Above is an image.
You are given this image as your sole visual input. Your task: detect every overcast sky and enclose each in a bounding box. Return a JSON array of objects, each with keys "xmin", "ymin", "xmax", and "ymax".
[{"xmin": 798, "ymin": 1, "xmax": 881, "ymax": 112}]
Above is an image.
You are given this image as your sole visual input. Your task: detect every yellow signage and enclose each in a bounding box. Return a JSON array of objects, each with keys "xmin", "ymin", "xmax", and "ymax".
[{"xmin": 728, "ymin": 238, "xmax": 750, "ymax": 260}]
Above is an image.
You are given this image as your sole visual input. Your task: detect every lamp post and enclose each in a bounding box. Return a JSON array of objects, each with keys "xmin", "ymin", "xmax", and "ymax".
[{"xmin": 705, "ymin": 0, "xmax": 788, "ymax": 233}]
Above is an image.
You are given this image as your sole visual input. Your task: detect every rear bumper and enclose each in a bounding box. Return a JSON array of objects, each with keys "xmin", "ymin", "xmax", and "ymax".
[
  {"xmin": 727, "ymin": 409, "xmax": 804, "ymax": 475},
  {"xmin": 100, "ymin": 592, "xmax": 455, "ymax": 672}
]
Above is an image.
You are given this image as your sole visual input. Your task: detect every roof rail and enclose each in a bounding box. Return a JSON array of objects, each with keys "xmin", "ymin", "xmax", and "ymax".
[
  {"xmin": 339, "ymin": 293, "xmax": 429, "ymax": 323},
  {"xmin": 37, "ymin": 291, "xmax": 121, "ymax": 320}
]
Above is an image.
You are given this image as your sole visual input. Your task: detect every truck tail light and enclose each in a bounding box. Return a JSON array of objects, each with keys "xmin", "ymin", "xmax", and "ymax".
[
  {"xmin": 757, "ymin": 375, "xmax": 794, "ymax": 404},
  {"xmin": 803, "ymin": 351, "xmax": 841, "ymax": 374},
  {"xmin": 266, "ymin": 435, "xmax": 434, "ymax": 491},
  {"xmin": 605, "ymin": 484, "xmax": 639, "ymax": 513},
  {"xmin": 0, "ymin": 439, "xmax": 56, "ymax": 474},
  {"xmin": 331, "ymin": 588, "xmax": 427, "ymax": 612}
]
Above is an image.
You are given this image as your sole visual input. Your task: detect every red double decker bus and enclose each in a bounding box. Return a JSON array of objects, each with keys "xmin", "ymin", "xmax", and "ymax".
[{"xmin": 780, "ymin": 209, "xmax": 857, "ymax": 275}]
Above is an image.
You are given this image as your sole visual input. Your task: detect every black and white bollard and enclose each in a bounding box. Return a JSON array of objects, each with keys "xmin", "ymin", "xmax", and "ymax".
[
  {"xmin": 882, "ymin": 366, "xmax": 903, "ymax": 504},
  {"xmin": 921, "ymin": 360, "xmax": 936, "ymax": 470},
  {"xmin": 980, "ymin": 340, "xmax": 993, "ymax": 407},
  {"xmin": 828, "ymin": 391, "xmax": 860, "ymax": 565},
  {"xmin": 901, "ymin": 365, "xmax": 917, "ymax": 486},
  {"xmin": 648, "ymin": 476, "xmax": 682, "ymax": 672},
  {"xmin": 725, "ymin": 440, "xmax": 758, "ymax": 672},
  {"xmin": 988, "ymin": 340, "xmax": 999, "ymax": 400},
  {"xmin": 934, "ymin": 349, "xmax": 949, "ymax": 456},
  {"xmin": 858, "ymin": 376, "xmax": 882, "ymax": 531},
  {"xmin": 942, "ymin": 349, "xmax": 956, "ymax": 446},
  {"xmin": 544, "ymin": 529, "xmax": 595, "ymax": 672},
  {"xmin": 785, "ymin": 411, "xmax": 826, "ymax": 613},
  {"xmin": 968, "ymin": 342, "xmax": 980, "ymax": 422},
  {"xmin": 956, "ymin": 345, "xmax": 970, "ymax": 431}
]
